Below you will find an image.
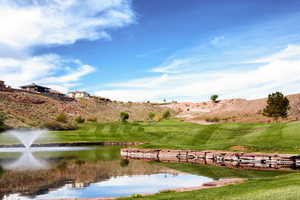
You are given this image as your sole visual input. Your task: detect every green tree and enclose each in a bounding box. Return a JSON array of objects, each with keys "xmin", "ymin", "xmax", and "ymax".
[
  {"xmin": 263, "ymin": 92, "xmax": 290, "ymax": 120},
  {"xmin": 210, "ymin": 94, "xmax": 219, "ymax": 103},
  {"xmin": 120, "ymin": 112, "xmax": 129, "ymax": 122},
  {"xmin": 162, "ymin": 110, "xmax": 171, "ymax": 119},
  {"xmin": 148, "ymin": 112, "xmax": 155, "ymax": 120}
]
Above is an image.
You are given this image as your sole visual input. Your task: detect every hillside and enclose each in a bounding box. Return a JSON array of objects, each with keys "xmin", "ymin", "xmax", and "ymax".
[
  {"xmin": 0, "ymin": 90, "xmax": 163, "ymax": 128},
  {"xmin": 163, "ymin": 93, "xmax": 300, "ymax": 123}
]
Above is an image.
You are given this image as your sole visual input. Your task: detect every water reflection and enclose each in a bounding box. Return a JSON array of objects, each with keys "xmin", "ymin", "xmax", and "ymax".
[
  {"xmin": 3, "ymin": 150, "xmax": 48, "ymax": 171},
  {"xmin": 0, "ymin": 146, "xmax": 213, "ymax": 199},
  {"xmin": 0, "ymin": 147, "xmax": 91, "ymax": 171}
]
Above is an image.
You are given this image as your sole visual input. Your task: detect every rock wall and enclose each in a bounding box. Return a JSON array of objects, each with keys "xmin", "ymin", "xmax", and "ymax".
[{"xmin": 121, "ymin": 148, "xmax": 300, "ymax": 171}]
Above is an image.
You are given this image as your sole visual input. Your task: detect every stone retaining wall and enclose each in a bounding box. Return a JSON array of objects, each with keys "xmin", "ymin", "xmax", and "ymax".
[{"xmin": 121, "ymin": 148, "xmax": 300, "ymax": 171}]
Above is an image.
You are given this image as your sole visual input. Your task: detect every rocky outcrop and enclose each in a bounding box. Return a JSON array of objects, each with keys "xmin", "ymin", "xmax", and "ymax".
[{"xmin": 121, "ymin": 148, "xmax": 300, "ymax": 171}]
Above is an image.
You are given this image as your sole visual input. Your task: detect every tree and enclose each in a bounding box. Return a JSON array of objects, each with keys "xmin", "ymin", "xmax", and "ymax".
[
  {"xmin": 162, "ymin": 110, "xmax": 171, "ymax": 119},
  {"xmin": 120, "ymin": 112, "xmax": 129, "ymax": 122},
  {"xmin": 263, "ymin": 92, "xmax": 290, "ymax": 120},
  {"xmin": 210, "ymin": 94, "xmax": 219, "ymax": 103},
  {"xmin": 148, "ymin": 112, "xmax": 155, "ymax": 120}
]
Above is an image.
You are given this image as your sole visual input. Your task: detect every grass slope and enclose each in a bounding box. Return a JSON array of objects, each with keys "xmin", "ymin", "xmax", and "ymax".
[{"xmin": 35, "ymin": 120, "xmax": 300, "ymax": 153}]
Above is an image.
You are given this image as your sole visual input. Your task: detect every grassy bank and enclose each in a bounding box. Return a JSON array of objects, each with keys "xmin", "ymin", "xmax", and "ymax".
[
  {"xmin": 1, "ymin": 119, "xmax": 300, "ymax": 153},
  {"xmin": 33, "ymin": 119, "xmax": 300, "ymax": 154}
]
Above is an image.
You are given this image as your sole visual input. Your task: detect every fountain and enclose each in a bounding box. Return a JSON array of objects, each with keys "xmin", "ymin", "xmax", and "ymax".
[
  {"xmin": 0, "ymin": 129, "xmax": 90, "ymax": 171},
  {"xmin": 8, "ymin": 129, "xmax": 47, "ymax": 149}
]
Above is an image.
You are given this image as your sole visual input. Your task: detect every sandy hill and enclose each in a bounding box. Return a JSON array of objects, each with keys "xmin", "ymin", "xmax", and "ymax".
[
  {"xmin": 163, "ymin": 93, "xmax": 300, "ymax": 123},
  {"xmin": 0, "ymin": 90, "xmax": 163, "ymax": 128}
]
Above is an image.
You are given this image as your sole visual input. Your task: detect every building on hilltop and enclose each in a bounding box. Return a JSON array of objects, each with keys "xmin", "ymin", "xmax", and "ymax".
[
  {"xmin": 67, "ymin": 91, "xmax": 90, "ymax": 99},
  {"xmin": 0, "ymin": 80, "xmax": 6, "ymax": 88},
  {"xmin": 20, "ymin": 83, "xmax": 50, "ymax": 93}
]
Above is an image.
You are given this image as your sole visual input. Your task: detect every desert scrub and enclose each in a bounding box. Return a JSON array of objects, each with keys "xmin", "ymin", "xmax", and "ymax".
[
  {"xmin": 75, "ymin": 116, "xmax": 85, "ymax": 124},
  {"xmin": 42, "ymin": 120, "xmax": 77, "ymax": 131},
  {"xmin": 55, "ymin": 113, "xmax": 68, "ymax": 123},
  {"xmin": 120, "ymin": 112, "xmax": 129, "ymax": 122}
]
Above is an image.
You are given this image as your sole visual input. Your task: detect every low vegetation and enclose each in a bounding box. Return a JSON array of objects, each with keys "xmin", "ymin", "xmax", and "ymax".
[
  {"xmin": 120, "ymin": 112, "xmax": 129, "ymax": 122},
  {"xmin": 55, "ymin": 113, "xmax": 68, "ymax": 123},
  {"xmin": 75, "ymin": 116, "xmax": 85, "ymax": 124},
  {"xmin": 41, "ymin": 120, "xmax": 78, "ymax": 131},
  {"xmin": 148, "ymin": 112, "xmax": 155, "ymax": 120},
  {"xmin": 0, "ymin": 112, "xmax": 6, "ymax": 131},
  {"xmin": 162, "ymin": 110, "xmax": 171, "ymax": 119}
]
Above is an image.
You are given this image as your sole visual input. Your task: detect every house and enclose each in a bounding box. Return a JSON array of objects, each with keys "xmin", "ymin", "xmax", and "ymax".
[
  {"xmin": 67, "ymin": 91, "xmax": 90, "ymax": 99},
  {"xmin": 0, "ymin": 80, "xmax": 5, "ymax": 88},
  {"xmin": 20, "ymin": 83, "xmax": 50, "ymax": 93}
]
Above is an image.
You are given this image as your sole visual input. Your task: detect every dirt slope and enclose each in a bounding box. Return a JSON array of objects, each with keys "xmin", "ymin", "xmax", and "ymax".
[
  {"xmin": 0, "ymin": 90, "xmax": 163, "ymax": 128},
  {"xmin": 163, "ymin": 93, "xmax": 300, "ymax": 123}
]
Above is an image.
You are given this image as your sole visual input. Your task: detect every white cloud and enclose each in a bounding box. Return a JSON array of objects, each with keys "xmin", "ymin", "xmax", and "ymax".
[
  {"xmin": 0, "ymin": 0, "xmax": 135, "ymax": 92},
  {"xmin": 0, "ymin": 54, "xmax": 95, "ymax": 92},
  {"xmin": 96, "ymin": 45, "xmax": 300, "ymax": 102},
  {"xmin": 0, "ymin": 0, "xmax": 135, "ymax": 48},
  {"xmin": 151, "ymin": 58, "xmax": 196, "ymax": 74}
]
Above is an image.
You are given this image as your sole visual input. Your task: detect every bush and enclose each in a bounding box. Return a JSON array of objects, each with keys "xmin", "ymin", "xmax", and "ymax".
[
  {"xmin": 56, "ymin": 113, "xmax": 67, "ymax": 123},
  {"xmin": 131, "ymin": 194, "xmax": 143, "ymax": 198},
  {"xmin": 87, "ymin": 116, "xmax": 97, "ymax": 122},
  {"xmin": 154, "ymin": 115, "xmax": 163, "ymax": 122},
  {"xmin": 263, "ymin": 92, "xmax": 290, "ymax": 120},
  {"xmin": 42, "ymin": 120, "xmax": 77, "ymax": 131},
  {"xmin": 120, "ymin": 112, "xmax": 129, "ymax": 122},
  {"xmin": 148, "ymin": 112, "xmax": 155, "ymax": 120},
  {"xmin": 210, "ymin": 94, "xmax": 219, "ymax": 103},
  {"xmin": 0, "ymin": 113, "xmax": 6, "ymax": 132},
  {"xmin": 120, "ymin": 159, "xmax": 129, "ymax": 167},
  {"xmin": 162, "ymin": 110, "xmax": 171, "ymax": 119},
  {"xmin": 75, "ymin": 160, "xmax": 85, "ymax": 166},
  {"xmin": 75, "ymin": 116, "xmax": 85, "ymax": 124},
  {"xmin": 205, "ymin": 117, "xmax": 220, "ymax": 122}
]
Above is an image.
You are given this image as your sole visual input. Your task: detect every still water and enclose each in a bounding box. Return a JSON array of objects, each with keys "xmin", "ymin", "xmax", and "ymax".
[{"xmin": 0, "ymin": 146, "xmax": 213, "ymax": 199}]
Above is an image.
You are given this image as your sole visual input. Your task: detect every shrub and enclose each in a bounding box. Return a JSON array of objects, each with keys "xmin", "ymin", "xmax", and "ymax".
[
  {"xmin": 42, "ymin": 120, "xmax": 77, "ymax": 131},
  {"xmin": 131, "ymin": 194, "xmax": 143, "ymax": 198},
  {"xmin": 210, "ymin": 94, "xmax": 219, "ymax": 103},
  {"xmin": 162, "ymin": 110, "xmax": 171, "ymax": 119},
  {"xmin": 205, "ymin": 117, "xmax": 220, "ymax": 122},
  {"xmin": 263, "ymin": 92, "xmax": 290, "ymax": 120},
  {"xmin": 0, "ymin": 112, "xmax": 6, "ymax": 132},
  {"xmin": 148, "ymin": 112, "xmax": 155, "ymax": 120},
  {"xmin": 75, "ymin": 116, "xmax": 85, "ymax": 124},
  {"xmin": 120, "ymin": 112, "xmax": 129, "ymax": 122},
  {"xmin": 120, "ymin": 159, "xmax": 129, "ymax": 167},
  {"xmin": 56, "ymin": 113, "xmax": 67, "ymax": 123},
  {"xmin": 154, "ymin": 115, "xmax": 163, "ymax": 122},
  {"xmin": 75, "ymin": 160, "xmax": 85, "ymax": 166},
  {"xmin": 57, "ymin": 161, "xmax": 67, "ymax": 171},
  {"xmin": 87, "ymin": 116, "xmax": 97, "ymax": 122}
]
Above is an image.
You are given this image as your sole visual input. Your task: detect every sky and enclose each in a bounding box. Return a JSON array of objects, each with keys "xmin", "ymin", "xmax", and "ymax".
[{"xmin": 1, "ymin": 0, "xmax": 300, "ymax": 102}]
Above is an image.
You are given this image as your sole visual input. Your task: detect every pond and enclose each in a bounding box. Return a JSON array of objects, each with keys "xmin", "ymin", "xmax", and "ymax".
[{"xmin": 0, "ymin": 146, "xmax": 215, "ymax": 200}]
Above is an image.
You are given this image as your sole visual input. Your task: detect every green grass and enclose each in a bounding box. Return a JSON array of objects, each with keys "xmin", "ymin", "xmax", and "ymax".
[
  {"xmin": 1, "ymin": 119, "xmax": 300, "ymax": 153},
  {"xmin": 1, "ymin": 120, "xmax": 300, "ymax": 199},
  {"xmin": 27, "ymin": 119, "xmax": 300, "ymax": 153}
]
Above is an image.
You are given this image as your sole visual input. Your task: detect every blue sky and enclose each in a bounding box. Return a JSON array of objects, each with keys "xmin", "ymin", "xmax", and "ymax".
[{"xmin": 1, "ymin": 0, "xmax": 300, "ymax": 102}]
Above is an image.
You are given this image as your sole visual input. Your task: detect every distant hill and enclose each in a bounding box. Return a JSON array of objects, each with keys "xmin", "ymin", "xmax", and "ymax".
[
  {"xmin": 0, "ymin": 90, "xmax": 162, "ymax": 128},
  {"xmin": 164, "ymin": 93, "xmax": 300, "ymax": 123}
]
